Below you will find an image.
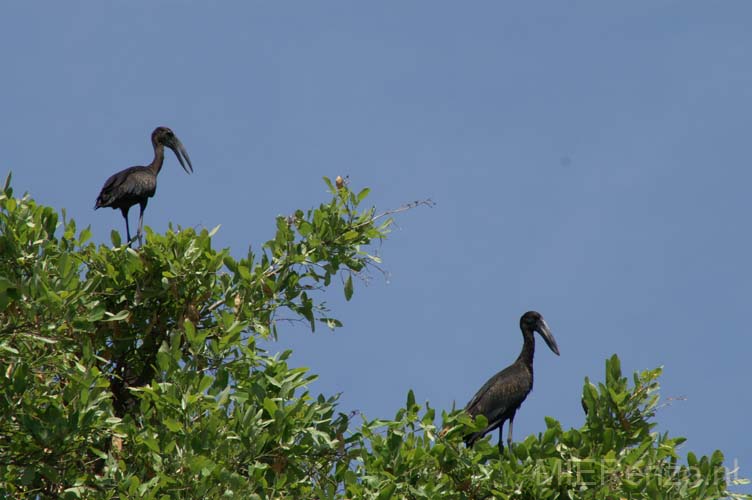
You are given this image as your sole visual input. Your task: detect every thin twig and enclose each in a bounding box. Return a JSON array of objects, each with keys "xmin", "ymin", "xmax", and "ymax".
[
  {"xmin": 372, "ymin": 198, "xmax": 435, "ymax": 223},
  {"xmin": 205, "ymin": 298, "xmax": 226, "ymax": 314},
  {"xmin": 657, "ymin": 396, "xmax": 687, "ymax": 410}
]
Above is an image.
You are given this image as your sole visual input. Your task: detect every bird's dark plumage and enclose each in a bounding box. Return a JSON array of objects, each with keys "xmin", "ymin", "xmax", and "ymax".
[
  {"xmin": 464, "ymin": 311, "xmax": 560, "ymax": 451},
  {"xmin": 95, "ymin": 126, "xmax": 193, "ymax": 246}
]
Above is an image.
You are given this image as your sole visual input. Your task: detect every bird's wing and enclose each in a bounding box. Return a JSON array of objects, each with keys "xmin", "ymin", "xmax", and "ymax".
[
  {"xmin": 97, "ymin": 170, "xmax": 125, "ymax": 198},
  {"xmin": 464, "ymin": 364, "xmax": 531, "ymax": 427},
  {"xmin": 96, "ymin": 166, "xmax": 143, "ymax": 207}
]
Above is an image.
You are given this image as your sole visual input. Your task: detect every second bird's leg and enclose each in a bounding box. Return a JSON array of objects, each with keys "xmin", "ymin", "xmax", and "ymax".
[
  {"xmin": 507, "ymin": 410, "xmax": 517, "ymax": 450},
  {"xmin": 136, "ymin": 201, "xmax": 147, "ymax": 247},
  {"xmin": 498, "ymin": 423, "xmax": 505, "ymax": 453},
  {"xmin": 120, "ymin": 207, "xmax": 133, "ymax": 247}
]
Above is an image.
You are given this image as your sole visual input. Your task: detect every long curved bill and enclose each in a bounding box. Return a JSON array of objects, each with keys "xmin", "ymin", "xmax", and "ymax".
[
  {"xmin": 536, "ymin": 318, "xmax": 560, "ymax": 356},
  {"xmin": 168, "ymin": 138, "xmax": 193, "ymax": 174}
]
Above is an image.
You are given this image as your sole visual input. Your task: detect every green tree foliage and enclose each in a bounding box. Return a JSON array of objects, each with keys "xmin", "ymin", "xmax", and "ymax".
[
  {"xmin": 0, "ymin": 174, "xmax": 748, "ymax": 499},
  {"xmin": 356, "ymin": 357, "xmax": 748, "ymax": 499}
]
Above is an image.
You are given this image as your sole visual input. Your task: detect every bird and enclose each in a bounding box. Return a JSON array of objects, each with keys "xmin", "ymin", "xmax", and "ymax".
[
  {"xmin": 94, "ymin": 126, "xmax": 193, "ymax": 246},
  {"xmin": 464, "ymin": 311, "xmax": 560, "ymax": 452}
]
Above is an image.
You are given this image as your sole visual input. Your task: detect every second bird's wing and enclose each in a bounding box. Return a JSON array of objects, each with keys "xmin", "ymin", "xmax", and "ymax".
[{"xmin": 465, "ymin": 363, "xmax": 531, "ymax": 432}]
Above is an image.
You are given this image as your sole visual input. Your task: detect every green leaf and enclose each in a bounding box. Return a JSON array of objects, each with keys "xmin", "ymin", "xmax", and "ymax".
[
  {"xmin": 238, "ymin": 264, "xmax": 251, "ymax": 281},
  {"xmin": 344, "ymin": 274, "xmax": 353, "ymax": 301},
  {"xmin": 376, "ymin": 483, "xmax": 396, "ymax": 500},
  {"xmin": 356, "ymin": 187, "xmax": 371, "ymax": 203},
  {"xmin": 406, "ymin": 389, "xmax": 416, "ymax": 409},
  {"xmin": 184, "ymin": 319, "xmax": 197, "ymax": 343},
  {"xmin": 142, "ymin": 436, "xmax": 161, "ymax": 454},
  {"xmin": 103, "ymin": 309, "xmax": 130, "ymax": 322},
  {"xmin": 163, "ymin": 418, "xmax": 183, "ymax": 433},
  {"xmin": 263, "ymin": 397, "xmax": 278, "ymax": 417},
  {"xmin": 110, "ymin": 229, "xmax": 122, "ymax": 247},
  {"xmin": 79, "ymin": 226, "xmax": 92, "ymax": 244},
  {"xmin": 198, "ymin": 374, "xmax": 213, "ymax": 393}
]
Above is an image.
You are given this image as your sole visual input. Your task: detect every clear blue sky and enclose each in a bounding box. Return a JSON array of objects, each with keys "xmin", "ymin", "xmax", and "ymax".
[{"xmin": 3, "ymin": 2, "xmax": 750, "ymax": 490}]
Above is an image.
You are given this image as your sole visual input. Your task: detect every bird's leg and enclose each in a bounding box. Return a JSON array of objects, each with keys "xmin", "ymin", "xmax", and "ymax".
[
  {"xmin": 507, "ymin": 410, "xmax": 517, "ymax": 450},
  {"xmin": 137, "ymin": 201, "xmax": 147, "ymax": 247},
  {"xmin": 498, "ymin": 423, "xmax": 505, "ymax": 453},
  {"xmin": 121, "ymin": 207, "xmax": 133, "ymax": 247}
]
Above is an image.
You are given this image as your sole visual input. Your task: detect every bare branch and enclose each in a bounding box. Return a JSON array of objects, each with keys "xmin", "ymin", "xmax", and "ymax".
[
  {"xmin": 372, "ymin": 198, "xmax": 435, "ymax": 223},
  {"xmin": 657, "ymin": 395, "xmax": 687, "ymax": 411},
  {"xmin": 205, "ymin": 298, "xmax": 226, "ymax": 314}
]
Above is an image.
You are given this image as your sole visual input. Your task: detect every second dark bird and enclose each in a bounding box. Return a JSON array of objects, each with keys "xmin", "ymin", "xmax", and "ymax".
[
  {"xmin": 94, "ymin": 127, "xmax": 193, "ymax": 246},
  {"xmin": 464, "ymin": 311, "xmax": 560, "ymax": 452}
]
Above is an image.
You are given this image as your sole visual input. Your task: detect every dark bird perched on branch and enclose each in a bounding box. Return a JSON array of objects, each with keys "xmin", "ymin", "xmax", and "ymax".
[
  {"xmin": 94, "ymin": 126, "xmax": 193, "ymax": 246},
  {"xmin": 464, "ymin": 311, "xmax": 560, "ymax": 452}
]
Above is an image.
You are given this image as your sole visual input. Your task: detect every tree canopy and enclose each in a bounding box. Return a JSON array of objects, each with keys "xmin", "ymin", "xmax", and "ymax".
[{"xmin": 0, "ymin": 174, "xmax": 747, "ymax": 499}]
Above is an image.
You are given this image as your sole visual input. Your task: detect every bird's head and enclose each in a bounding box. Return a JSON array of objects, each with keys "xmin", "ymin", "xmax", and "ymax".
[
  {"xmin": 152, "ymin": 126, "xmax": 193, "ymax": 174},
  {"xmin": 521, "ymin": 311, "xmax": 560, "ymax": 356}
]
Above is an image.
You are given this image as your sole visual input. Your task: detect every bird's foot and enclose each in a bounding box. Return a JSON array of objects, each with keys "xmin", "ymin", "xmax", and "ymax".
[{"xmin": 125, "ymin": 234, "xmax": 141, "ymax": 248}]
